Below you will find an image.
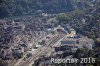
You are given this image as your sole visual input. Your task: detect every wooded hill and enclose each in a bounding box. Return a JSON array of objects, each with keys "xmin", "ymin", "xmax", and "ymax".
[{"xmin": 0, "ymin": 0, "xmax": 99, "ymax": 18}]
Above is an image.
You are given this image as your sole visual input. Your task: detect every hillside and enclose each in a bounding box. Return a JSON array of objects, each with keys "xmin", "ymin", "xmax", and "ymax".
[{"xmin": 0, "ymin": 0, "xmax": 98, "ymax": 18}]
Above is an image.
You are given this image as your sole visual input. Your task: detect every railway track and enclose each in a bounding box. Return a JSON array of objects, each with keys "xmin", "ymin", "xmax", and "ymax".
[{"xmin": 15, "ymin": 33, "xmax": 65, "ymax": 66}]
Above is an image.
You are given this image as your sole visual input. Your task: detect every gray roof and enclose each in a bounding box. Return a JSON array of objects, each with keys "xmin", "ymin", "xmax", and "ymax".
[{"xmin": 61, "ymin": 40, "xmax": 76, "ymax": 45}]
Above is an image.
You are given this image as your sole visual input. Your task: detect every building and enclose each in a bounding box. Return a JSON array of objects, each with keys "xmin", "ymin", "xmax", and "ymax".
[
  {"xmin": 0, "ymin": 49, "xmax": 12, "ymax": 60},
  {"xmin": 78, "ymin": 37, "xmax": 94, "ymax": 50},
  {"xmin": 59, "ymin": 36, "xmax": 94, "ymax": 52},
  {"xmin": 12, "ymin": 47, "xmax": 24, "ymax": 58},
  {"xmin": 67, "ymin": 28, "xmax": 76, "ymax": 38},
  {"xmin": 60, "ymin": 38, "xmax": 78, "ymax": 52}
]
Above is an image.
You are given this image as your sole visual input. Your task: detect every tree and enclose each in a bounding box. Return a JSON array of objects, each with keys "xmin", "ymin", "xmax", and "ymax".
[
  {"xmin": 57, "ymin": 13, "xmax": 68, "ymax": 21},
  {"xmin": 95, "ymin": 38, "xmax": 100, "ymax": 46}
]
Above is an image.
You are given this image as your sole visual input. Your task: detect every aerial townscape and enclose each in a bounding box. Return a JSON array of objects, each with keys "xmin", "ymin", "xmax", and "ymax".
[{"xmin": 0, "ymin": 0, "xmax": 100, "ymax": 66}]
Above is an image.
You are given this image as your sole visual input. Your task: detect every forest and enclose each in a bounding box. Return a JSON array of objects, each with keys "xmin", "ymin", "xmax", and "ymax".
[{"xmin": 0, "ymin": 0, "xmax": 99, "ymax": 18}]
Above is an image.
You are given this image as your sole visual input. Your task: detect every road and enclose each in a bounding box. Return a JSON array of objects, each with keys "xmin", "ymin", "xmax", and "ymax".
[{"xmin": 14, "ymin": 33, "xmax": 65, "ymax": 66}]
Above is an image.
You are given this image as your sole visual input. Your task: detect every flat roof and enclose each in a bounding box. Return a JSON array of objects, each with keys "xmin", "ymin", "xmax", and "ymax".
[{"xmin": 61, "ymin": 40, "xmax": 76, "ymax": 45}]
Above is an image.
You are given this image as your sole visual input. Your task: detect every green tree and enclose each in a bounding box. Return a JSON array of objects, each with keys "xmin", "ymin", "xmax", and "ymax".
[{"xmin": 57, "ymin": 13, "xmax": 68, "ymax": 21}]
